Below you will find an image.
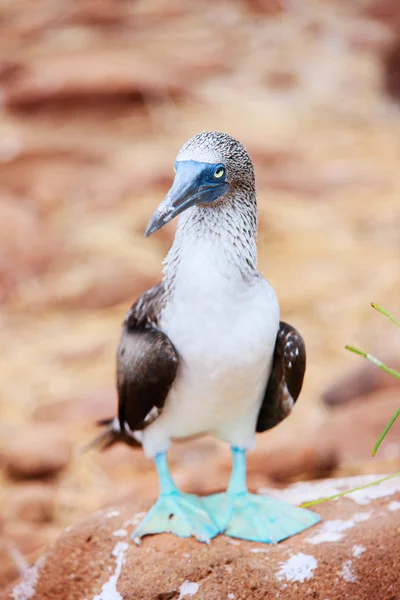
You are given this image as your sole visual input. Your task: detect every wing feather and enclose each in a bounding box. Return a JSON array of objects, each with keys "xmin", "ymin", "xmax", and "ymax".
[
  {"xmin": 89, "ymin": 282, "xmax": 178, "ymax": 450},
  {"xmin": 256, "ymin": 321, "xmax": 306, "ymax": 433}
]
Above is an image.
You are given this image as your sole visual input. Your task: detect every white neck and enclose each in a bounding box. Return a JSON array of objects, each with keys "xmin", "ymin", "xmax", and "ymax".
[{"xmin": 162, "ymin": 191, "xmax": 258, "ymax": 293}]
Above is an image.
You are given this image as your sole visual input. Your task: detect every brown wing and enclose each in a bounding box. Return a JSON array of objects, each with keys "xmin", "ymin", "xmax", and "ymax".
[
  {"xmin": 256, "ymin": 321, "xmax": 306, "ymax": 433},
  {"xmin": 118, "ymin": 282, "xmax": 178, "ymax": 433},
  {"xmin": 89, "ymin": 283, "xmax": 179, "ymax": 451}
]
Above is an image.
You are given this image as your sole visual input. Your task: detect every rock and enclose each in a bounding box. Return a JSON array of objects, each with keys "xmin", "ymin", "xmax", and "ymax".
[
  {"xmin": 0, "ymin": 520, "xmax": 58, "ymax": 588},
  {"xmin": 317, "ymin": 389, "xmax": 400, "ymax": 464},
  {"xmin": 33, "ymin": 387, "xmax": 117, "ymax": 427},
  {"xmin": 175, "ymin": 437, "xmax": 338, "ymax": 494},
  {"xmin": 245, "ymin": 0, "xmax": 284, "ymax": 15},
  {"xmin": 21, "ymin": 263, "xmax": 156, "ymax": 311},
  {"xmin": 3, "ymin": 483, "xmax": 56, "ymax": 524},
  {"xmin": 4, "ymin": 475, "xmax": 400, "ymax": 600},
  {"xmin": 323, "ymin": 359, "xmax": 400, "ymax": 407},
  {"xmin": 2, "ymin": 522, "xmax": 56, "ymax": 562},
  {"xmin": 0, "ymin": 197, "xmax": 58, "ymax": 302},
  {"xmin": 263, "ymin": 163, "xmax": 390, "ymax": 197},
  {"xmin": 383, "ymin": 39, "xmax": 400, "ymax": 101},
  {"xmin": 3, "ymin": 555, "xmax": 45, "ymax": 600},
  {"xmin": 2, "ymin": 426, "xmax": 72, "ymax": 480},
  {"xmin": 365, "ymin": 0, "xmax": 400, "ymax": 29},
  {"xmin": 246, "ymin": 439, "xmax": 339, "ymax": 484},
  {"xmin": 3, "ymin": 50, "xmax": 186, "ymax": 108},
  {"xmin": 0, "ymin": 542, "xmax": 20, "ymax": 592}
]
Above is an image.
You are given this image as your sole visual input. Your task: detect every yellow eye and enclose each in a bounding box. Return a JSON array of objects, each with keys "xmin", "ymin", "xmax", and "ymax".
[{"xmin": 214, "ymin": 166, "xmax": 225, "ymax": 179}]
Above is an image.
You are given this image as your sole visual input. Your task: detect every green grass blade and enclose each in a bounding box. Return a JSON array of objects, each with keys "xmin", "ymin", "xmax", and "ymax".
[
  {"xmin": 345, "ymin": 346, "xmax": 400, "ymax": 379},
  {"xmin": 300, "ymin": 472, "xmax": 400, "ymax": 508},
  {"xmin": 372, "ymin": 408, "xmax": 400, "ymax": 456},
  {"xmin": 371, "ymin": 303, "xmax": 400, "ymax": 329},
  {"xmin": 305, "ymin": 304, "xmax": 400, "ymax": 509}
]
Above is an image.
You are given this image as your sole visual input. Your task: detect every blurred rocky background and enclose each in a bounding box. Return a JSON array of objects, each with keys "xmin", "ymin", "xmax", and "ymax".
[{"xmin": 1, "ymin": 0, "xmax": 400, "ymax": 590}]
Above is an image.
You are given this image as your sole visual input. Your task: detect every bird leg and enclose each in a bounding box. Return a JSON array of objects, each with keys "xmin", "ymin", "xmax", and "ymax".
[
  {"xmin": 202, "ymin": 446, "xmax": 321, "ymax": 543},
  {"xmin": 132, "ymin": 452, "xmax": 220, "ymax": 543}
]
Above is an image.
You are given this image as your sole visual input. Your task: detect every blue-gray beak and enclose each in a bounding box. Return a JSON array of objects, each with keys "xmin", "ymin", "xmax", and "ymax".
[{"xmin": 145, "ymin": 161, "xmax": 228, "ymax": 237}]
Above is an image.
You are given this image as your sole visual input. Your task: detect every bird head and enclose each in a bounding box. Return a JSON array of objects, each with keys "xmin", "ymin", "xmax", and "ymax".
[{"xmin": 145, "ymin": 131, "xmax": 255, "ymax": 237}]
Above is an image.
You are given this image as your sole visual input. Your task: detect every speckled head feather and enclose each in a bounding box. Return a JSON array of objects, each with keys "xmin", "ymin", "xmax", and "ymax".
[
  {"xmin": 177, "ymin": 131, "xmax": 255, "ymax": 190},
  {"xmin": 161, "ymin": 131, "xmax": 259, "ymax": 287}
]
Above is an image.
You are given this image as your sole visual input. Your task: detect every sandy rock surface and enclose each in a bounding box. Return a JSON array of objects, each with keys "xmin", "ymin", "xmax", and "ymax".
[
  {"xmin": 4, "ymin": 475, "xmax": 400, "ymax": 600},
  {"xmin": 1, "ymin": 426, "xmax": 72, "ymax": 480},
  {"xmin": 2, "ymin": 0, "xmax": 400, "ymax": 593}
]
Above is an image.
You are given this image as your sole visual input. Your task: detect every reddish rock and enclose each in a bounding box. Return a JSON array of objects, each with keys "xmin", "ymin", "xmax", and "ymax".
[
  {"xmin": 3, "ymin": 50, "xmax": 186, "ymax": 108},
  {"xmin": 2, "ymin": 522, "xmax": 55, "ymax": 561},
  {"xmin": 4, "ymin": 475, "xmax": 400, "ymax": 600},
  {"xmin": 3, "ymin": 483, "xmax": 56, "ymax": 524},
  {"xmin": 0, "ymin": 521, "xmax": 58, "ymax": 588},
  {"xmin": 247, "ymin": 439, "xmax": 338, "ymax": 484},
  {"xmin": 33, "ymin": 387, "xmax": 117, "ymax": 427},
  {"xmin": 23, "ymin": 263, "xmax": 156, "ymax": 311},
  {"xmin": 323, "ymin": 359, "xmax": 400, "ymax": 407},
  {"xmin": 2, "ymin": 426, "xmax": 72, "ymax": 480},
  {"xmin": 174, "ymin": 438, "xmax": 338, "ymax": 496},
  {"xmin": 264, "ymin": 163, "xmax": 390, "ymax": 197},
  {"xmin": 383, "ymin": 39, "xmax": 400, "ymax": 101},
  {"xmin": 318, "ymin": 389, "xmax": 400, "ymax": 464},
  {"xmin": 365, "ymin": 0, "xmax": 400, "ymax": 28},
  {"xmin": 245, "ymin": 0, "xmax": 284, "ymax": 15},
  {"xmin": 0, "ymin": 198, "xmax": 58, "ymax": 302},
  {"xmin": 265, "ymin": 69, "xmax": 299, "ymax": 90},
  {"xmin": 0, "ymin": 542, "xmax": 20, "ymax": 593}
]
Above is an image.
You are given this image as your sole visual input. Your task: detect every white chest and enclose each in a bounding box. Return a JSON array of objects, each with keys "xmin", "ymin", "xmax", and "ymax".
[
  {"xmin": 161, "ymin": 267, "xmax": 278, "ymax": 376},
  {"xmin": 151, "ymin": 244, "xmax": 280, "ymax": 448}
]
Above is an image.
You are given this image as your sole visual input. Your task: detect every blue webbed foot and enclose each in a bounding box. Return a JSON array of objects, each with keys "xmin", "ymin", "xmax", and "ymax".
[
  {"xmin": 203, "ymin": 491, "xmax": 321, "ymax": 543},
  {"xmin": 132, "ymin": 491, "xmax": 220, "ymax": 543}
]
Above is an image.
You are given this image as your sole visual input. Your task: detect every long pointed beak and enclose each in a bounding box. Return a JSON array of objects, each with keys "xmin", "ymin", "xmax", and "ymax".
[{"xmin": 144, "ymin": 162, "xmax": 227, "ymax": 237}]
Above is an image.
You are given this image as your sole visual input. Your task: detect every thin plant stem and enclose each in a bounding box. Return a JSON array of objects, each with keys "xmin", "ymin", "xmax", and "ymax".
[
  {"xmin": 372, "ymin": 408, "xmax": 400, "ymax": 457},
  {"xmin": 371, "ymin": 303, "xmax": 400, "ymax": 329},
  {"xmin": 345, "ymin": 346, "xmax": 400, "ymax": 380},
  {"xmin": 304, "ymin": 304, "xmax": 400, "ymax": 509},
  {"xmin": 300, "ymin": 472, "xmax": 400, "ymax": 508}
]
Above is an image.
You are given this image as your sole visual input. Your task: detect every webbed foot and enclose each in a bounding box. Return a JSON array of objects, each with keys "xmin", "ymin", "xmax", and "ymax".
[
  {"xmin": 132, "ymin": 491, "xmax": 220, "ymax": 543},
  {"xmin": 203, "ymin": 491, "xmax": 320, "ymax": 543}
]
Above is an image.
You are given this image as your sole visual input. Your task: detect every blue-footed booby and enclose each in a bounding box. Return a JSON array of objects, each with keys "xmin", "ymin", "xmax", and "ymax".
[{"xmin": 93, "ymin": 131, "xmax": 320, "ymax": 544}]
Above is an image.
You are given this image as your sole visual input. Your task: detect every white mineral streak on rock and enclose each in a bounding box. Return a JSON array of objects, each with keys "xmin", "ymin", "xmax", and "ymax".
[
  {"xmin": 306, "ymin": 512, "xmax": 371, "ymax": 545},
  {"xmin": 178, "ymin": 581, "xmax": 199, "ymax": 598},
  {"xmin": 352, "ymin": 545, "xmax": 366, "ymax": 558},
  {"xmin": 112, "ymin": 529, "xmax": 128, "ymax": 537},
  {"xmin": 106, "ymin": 510, "xmax": 120, "ymax": 518},
  {"xmin": 12, "ymin": 556, "xmax": 46, "ymax": 600},
  {"xmin": 123, "ymin": 512, "xmax": 146, "ymax": 527},
  {"xmin": 387, "ymin": 500, "xmax": 400, "ymax": 511},
  {"xmin": 8, "ymin": 547, "xmax": 28, "ymax": 574},
  {"xmin": 228, "ymin": 594, "xmax": 235, "ymax": 599},
  {"xmin": 263, "ymin": 475, "xmax": 400, "ymax": 506},
  {"xmin": 249, "ymin": 547, "xmax": 270, "ymax": 553},
  {"xmin": 338, "ymin": 560, "xmax": 357, "ymax": 583},
  {"xmin": 93, "ymin": 541, "xmax": 129, "ymax": 600},
  {"xmin": 276, "ymin": 553, "xmax": 318, "ymax": 583}
]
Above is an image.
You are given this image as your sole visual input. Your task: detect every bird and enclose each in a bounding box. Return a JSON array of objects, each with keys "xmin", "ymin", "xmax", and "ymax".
[{"xmin": 91, "ymin": 131, "xmax": 320, "ymax": 544}]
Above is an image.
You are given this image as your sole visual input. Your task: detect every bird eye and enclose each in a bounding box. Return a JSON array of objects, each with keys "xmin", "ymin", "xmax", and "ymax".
[{"xmin": 214, "ymin": 166, "xmax": 225, "ymax": 179}]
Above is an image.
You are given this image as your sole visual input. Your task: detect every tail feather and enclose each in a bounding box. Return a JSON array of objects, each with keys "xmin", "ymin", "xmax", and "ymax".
[{"xmin": 81, "ymin": 417, "xmax": 142, "ymax": 453}]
